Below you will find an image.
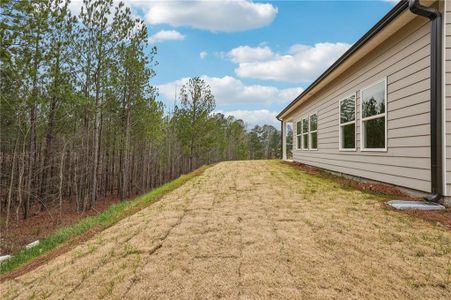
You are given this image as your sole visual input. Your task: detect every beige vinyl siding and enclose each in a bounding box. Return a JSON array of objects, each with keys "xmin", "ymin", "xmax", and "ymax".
[
  {"xmin": 445, "ymin": 0, "xmax": 451, "ymax": 195},
  {"xmin": 287, "ymin": 15, "xmax": 432, "ymax": 192}
]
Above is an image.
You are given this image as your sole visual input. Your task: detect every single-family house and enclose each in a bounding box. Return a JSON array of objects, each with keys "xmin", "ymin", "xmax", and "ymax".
[{"xmin": 277, "ymin": 0, "xmax": 451, "ymax": 206}]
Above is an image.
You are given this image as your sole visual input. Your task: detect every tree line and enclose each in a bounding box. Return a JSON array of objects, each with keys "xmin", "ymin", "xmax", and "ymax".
[{"xmin": 0, "ymin": 0, "xmax": 280, "ymax": 226}]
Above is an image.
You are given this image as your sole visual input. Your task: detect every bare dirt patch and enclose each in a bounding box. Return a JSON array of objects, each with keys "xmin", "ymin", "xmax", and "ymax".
[
  {"xmin": 285, "ymin": 161, "xmax": 413, "ymax": 198},
  {"xmin": 286, "ymin": 161, "xmax": 451, "ymax": 229},
  {"xmin": 1, "ymin": 197, "xmax": 120, "ymax": 255},
  {"xmin": 1, "ymin": 160, "xmax": 450, "ymax": 299},
  {"xmin": 403, "ymin": 209, "xmax": 451, "ymax": 229},
  {"xmin": 0, "ymin": 228, "xmax": 99, "ymax": 283}
]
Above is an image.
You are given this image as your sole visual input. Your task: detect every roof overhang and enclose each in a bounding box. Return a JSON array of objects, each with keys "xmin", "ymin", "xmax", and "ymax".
[{"xmin": 277, "ymin": 0, "xmax": 433, "ymax": 121}]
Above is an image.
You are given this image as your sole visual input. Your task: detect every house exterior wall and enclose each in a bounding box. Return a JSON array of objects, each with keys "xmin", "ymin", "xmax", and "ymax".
[{"xmin": 285, "ymin": 15, "xmax": 434, "ymax": 193}]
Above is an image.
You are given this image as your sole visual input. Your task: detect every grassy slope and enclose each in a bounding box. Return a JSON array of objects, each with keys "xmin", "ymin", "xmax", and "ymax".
[
  {"xmin": 1, "ymin": 161, "xmax": 450, "ymax": 298},
  {"xmin": 0, "ymin": 166, "xmax": 209, "ymax": 275}
]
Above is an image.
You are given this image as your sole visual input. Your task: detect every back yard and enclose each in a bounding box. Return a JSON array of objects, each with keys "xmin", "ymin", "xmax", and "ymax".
[{"xmin": 1, "ymin": 160, "xmax": 450, "ymax": 299}]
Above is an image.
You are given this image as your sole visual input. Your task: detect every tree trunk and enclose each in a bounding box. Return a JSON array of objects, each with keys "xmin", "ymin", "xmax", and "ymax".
[
  {"xmin": 92, "ymin": 97, "xmax": 100, "ymax": 208},
  {"xmin": 121, "ymin": 103, "xmax": 131, "ymax": 200},
  {"xmin": 58, "ymin": 140, "xmax": 66, "ymax": 222},
  {"xmin": 6, "ymin": 136, "xmax": 19, "ymax": 229},
  {"xmin": 16, "ymin": 132, "xmax": 27, "ymax": 222}
]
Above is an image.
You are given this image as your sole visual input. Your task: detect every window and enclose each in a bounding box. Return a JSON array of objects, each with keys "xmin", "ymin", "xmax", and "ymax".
[
  {"xmin": 309, "ymin": 113, "xmax": 318, "ymax": 150},
  {"xmin": 360, "ymin": 79, "xmax": 387, "ymax": 150},
  {"xmin": 296, "ymin": 121, "xmax": 302, "ymax": 149},
  {"xmin": 297, "ymin": 113, "xmax": 318, "ymax": 151},
  {"xmin": 339, "ymin": 94, "xmax": 356, "ymax": 150},
  {"xmin": 302, "ymin": 117, "xmax": 309, "ymax": 150}
]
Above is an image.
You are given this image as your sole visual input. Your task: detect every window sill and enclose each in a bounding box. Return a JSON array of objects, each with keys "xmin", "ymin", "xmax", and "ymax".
[
  {"xmin": 339, "ymin": 148, "xmax": 357, "ymax": 152},
  {"xmin": 360, "ymin": 148, "xmax": 388, "ymax": 152}
]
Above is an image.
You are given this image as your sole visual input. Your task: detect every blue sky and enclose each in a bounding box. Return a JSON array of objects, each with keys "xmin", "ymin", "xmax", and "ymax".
[{"xmin": 71, "ymin": 0, "xmax": 398, "ymax": 127}]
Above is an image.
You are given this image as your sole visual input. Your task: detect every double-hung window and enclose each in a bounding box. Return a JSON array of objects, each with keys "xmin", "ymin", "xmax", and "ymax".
[
  {"xmin": 360, "ymin": 79, "xmax": 387, "ymax": 151},
  {"xmin": 302, "ymin": 117, "xmax": 309, "ymax": 150},
  {"xmin": 296, "ymin": 121, "xmax": 302, "ymax": 149},
  {"xmin": 339, "ymin": 94, "xmax": 356, "ymax": 150},
  {"xmin": 309, "ymin": 113, "xmax": 318, "ymax": 150}
]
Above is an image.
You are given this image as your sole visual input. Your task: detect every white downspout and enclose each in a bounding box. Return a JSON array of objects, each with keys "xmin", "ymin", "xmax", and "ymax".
[{"xmin": 282, "ymin": 121, "xmax": 287, "ymax": 160}]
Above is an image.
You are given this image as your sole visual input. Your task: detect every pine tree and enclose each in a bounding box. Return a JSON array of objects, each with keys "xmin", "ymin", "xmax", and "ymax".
[{"xmin": 175, "ymin": 77, "xmax": 216, "ymax": 170}]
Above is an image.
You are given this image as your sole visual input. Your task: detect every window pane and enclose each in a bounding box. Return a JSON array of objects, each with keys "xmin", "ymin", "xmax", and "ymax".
[
  {"xmin": 303, "ymin": 134, "xmax": 309, "ymax": 149},
  {"xmin": 362, "ymin": 81, "xmax": 385, "ymax": 118},
  {"xmin": 302, "ymin": 119, "xmax": 308, "ymax": 132},
  {"xmin": 296, "ymin": 121, "xmax": 302, "ymax": 134},
  {"xmin": 363, "ymin": 117, "xmax": 385, "ymax": 148},
  {"xmin": 297, "ymin": 136, "xmax": 301, "ymax": 149},
  {"xmin": 340, "ymin": 96, "xmax": 355, "ymax": 123},
  {"xmin": 310, "ymin": 114, "xmax": 318, "ymax": 131},
  {"xmin": 310, "ymin": 132, "xmax": 318, "ymax": 149},
  {"xmin": 341, "ymin": 123, "xmax": 355, "ymax": 149}
]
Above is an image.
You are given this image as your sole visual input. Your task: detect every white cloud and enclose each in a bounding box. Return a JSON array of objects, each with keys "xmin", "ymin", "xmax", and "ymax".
[
  {"xmin": 229, "ymin": 42, "xmax": 351, "ymax": 83},
  {"xmin": 200, "ymin": 51, "xmax": 208, "ymax": 59},
  {"xmin": 157, "ymin": 75, "xmax": 303, "ymax": 105},
  {"xmin": 149, "ymin": 30, "xmax": 185, "ymax": 43},
  {"xmin": 228, "ymin": 45, "xmax": 274, "ymax": 63},
  {"xmin": 69, "ymin": 1, "xmax": 277, "ymax": 32},
  {"xmin": 218, "ymin": 109, "xmax": 279, "ymax": 127},
  {"xmin": 141, "ymin": 0, "xmax": 278, "ymax": 32},
  {"xmin": 68, "ymin": 0, "xmax": 141, "ymax": 23}
]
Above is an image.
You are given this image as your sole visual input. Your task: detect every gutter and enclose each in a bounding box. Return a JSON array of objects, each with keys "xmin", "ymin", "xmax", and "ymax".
[
  {"xmin": 408, "ymin": 0, "xmax": 443, "ymax": 202},
  {"xmin": 276, "ymin": 0, "xmax": 409, "ymax": 121}
]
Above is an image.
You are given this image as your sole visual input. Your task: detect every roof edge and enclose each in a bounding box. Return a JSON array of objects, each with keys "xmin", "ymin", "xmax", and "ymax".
[{"xmin": 276, "ymin": 0, "xmax": 409, "ymax": 121}]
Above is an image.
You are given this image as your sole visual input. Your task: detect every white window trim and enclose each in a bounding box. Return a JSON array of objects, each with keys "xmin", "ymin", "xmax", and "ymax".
[
  {"xmin": 301, "ymin": 115, "xmax": 309, "ymax": 151},
  {"xmin": 309, "ymin": 112, "xmax": 318, "ymax": 151},
  {"xmin": 295, "ymin": 119, "xmax": 302, "ymax": 150},
  {"xmin": 339, "ymin": 93, "xmax": 357, "ymax": 152},
  {"xmin": 359, "ymin": 78, "xmax": 388, "ymax": 152}
]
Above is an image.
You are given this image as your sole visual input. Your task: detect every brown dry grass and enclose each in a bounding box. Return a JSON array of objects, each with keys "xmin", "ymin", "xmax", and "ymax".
[{"xmin": 1, "ymin": 160, "xmax": 450, "ymax": 299}]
